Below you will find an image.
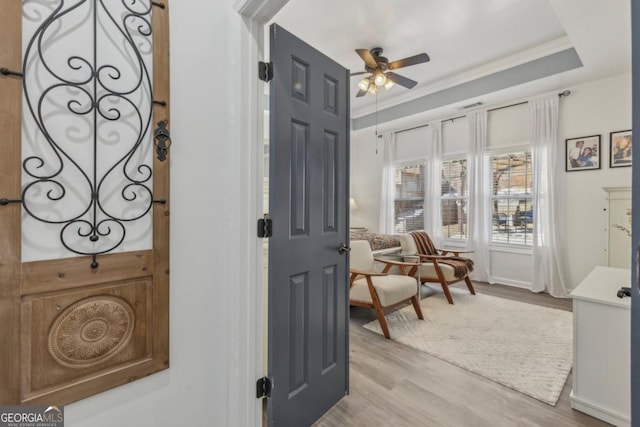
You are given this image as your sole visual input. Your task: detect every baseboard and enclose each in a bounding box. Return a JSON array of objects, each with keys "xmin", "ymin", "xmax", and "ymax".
[
  {"xmin": 570, "ymin": 391, "xmax": 630, "ymax": 427},
  {"xmin": 488, "ymin": 276, "xmax": 531, "ymax": 290}
]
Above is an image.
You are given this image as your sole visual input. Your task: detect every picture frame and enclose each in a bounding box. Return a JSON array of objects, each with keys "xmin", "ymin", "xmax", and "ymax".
[
  {"xmin": 565, "ymin": 135, "xmax": 601, "ymax": 172},
  {"xmin": 609, "ymin": 130, "xmax": 632, "ymax": 168}
]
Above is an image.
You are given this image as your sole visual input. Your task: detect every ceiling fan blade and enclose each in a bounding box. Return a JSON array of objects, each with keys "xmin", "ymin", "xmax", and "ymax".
[
  {"xmin": 386, "ymin": 72, "xmax": 418, "ymax": 89},
  {"xmin": 356, "ymin": 48, "xmax": 378, "ymax": 68},
  {"xmin": 388, "ymin": 53, "xmax": 430, "ymax": 70},
  {"xmin": 356, "ymin": 88, "xmax": 368, "ymax": 97},
  {"xmin": 350, "ymin": 71, "xmax": 367, "ymax": 76}
]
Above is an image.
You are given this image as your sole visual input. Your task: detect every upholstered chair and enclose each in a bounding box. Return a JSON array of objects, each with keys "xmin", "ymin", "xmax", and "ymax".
[
  {"xmin": 349, "ymin": 240, "xmax": 423, "ymax": 339},
  {"xmin": 398, "ymin": 231, "xmax": 476, "ymax": 305}
]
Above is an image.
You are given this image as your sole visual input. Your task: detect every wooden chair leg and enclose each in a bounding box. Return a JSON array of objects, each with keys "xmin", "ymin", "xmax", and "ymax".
[
  {"xmin": 432, "ymin": 260, "xmax": 455, "ymax": 304},
  {"xmin": 441, "ymin": 283, "xmax": 454, "ymax": 304},
  {"xmin": 465, "ymin": 276, "xmax": 476, "ymax": 295},
  {"xmin": 411, "ymin": 295, "xmax": 424, "ymax": 320},
  {"xmin": 374, "ymin": 307, "xmax": 391, "ymax": 339}
]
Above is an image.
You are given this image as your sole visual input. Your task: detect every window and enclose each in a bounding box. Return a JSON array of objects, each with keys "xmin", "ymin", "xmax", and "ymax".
[
  {"xmin": 441, "ymin": 159, "xmax": 467, "ymax": 240},
  {"xmin": 490, "ymin": 151, "xmax": 533, "ymax": 246},
  {"xmin": 394, "ymin": 162, "xmax": 424, "ymax": 233}
]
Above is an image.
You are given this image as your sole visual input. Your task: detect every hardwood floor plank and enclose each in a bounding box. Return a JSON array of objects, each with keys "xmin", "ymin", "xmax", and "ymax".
[{"xmin": 311, "ymin": 282, "xmax": 610, "ymax": 427}]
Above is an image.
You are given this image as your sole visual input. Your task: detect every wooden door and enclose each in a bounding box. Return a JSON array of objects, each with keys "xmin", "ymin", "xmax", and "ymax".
[
  {"xmin": 0, "ymin": 1, "xmax": 170, "ymax": 405},
  {"xmin": 268, "ymin": 24, "xmax": 350, "ymax": 426}
]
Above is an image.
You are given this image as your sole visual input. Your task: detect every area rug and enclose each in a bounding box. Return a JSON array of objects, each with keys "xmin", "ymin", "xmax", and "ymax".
[{"xmin": 362, "ymin": 291, "xmax": 573, "ymax": 406}]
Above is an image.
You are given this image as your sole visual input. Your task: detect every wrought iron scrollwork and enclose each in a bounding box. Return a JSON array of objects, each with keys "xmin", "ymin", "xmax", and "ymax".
[{"xmin": 2, "ymin": 0, "xmax": 161, "ymax": 268}]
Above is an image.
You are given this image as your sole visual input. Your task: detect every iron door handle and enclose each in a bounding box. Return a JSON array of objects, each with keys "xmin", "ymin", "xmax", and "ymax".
[{"xmin": 338, "ymin": 243, "xmax": 351, "ymax": 255}]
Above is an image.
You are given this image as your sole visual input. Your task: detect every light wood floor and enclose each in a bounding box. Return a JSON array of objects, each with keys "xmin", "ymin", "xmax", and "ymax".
[{"xmin": 312, "ymin": 282, "xmax": 611, "ymax": 427}]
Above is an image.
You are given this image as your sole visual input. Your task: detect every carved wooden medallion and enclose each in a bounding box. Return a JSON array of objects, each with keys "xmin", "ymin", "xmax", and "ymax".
[{"xmin": 48, "ymin": 296, "xmax": 135, "ymax": 368}]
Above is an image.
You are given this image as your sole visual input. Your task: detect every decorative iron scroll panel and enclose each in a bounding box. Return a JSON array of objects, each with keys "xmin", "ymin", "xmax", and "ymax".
[{"xmin": 21, "ymin": 0, "xmax": 154, "ymax": 266}]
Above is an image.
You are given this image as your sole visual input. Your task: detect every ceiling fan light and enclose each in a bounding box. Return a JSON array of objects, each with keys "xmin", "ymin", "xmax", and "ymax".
[
  {"xmin": 373, "ymin": 71, "xmax": 387, "ymax": 87},
  {"xmin": 358, "ymin": 77, "xmax": 370, "ymax": 91},
  {"xmin": 367, "ymin": 84, "xmax": 377, "ymax": 94},
  {"xmin": 384, "ymin": 79, "xmax": 394, "ymax": 90}
]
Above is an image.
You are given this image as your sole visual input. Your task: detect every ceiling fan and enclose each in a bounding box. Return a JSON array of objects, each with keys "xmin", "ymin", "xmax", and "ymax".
[{"xmin": 351, "ymin": 47, "xmax": 430, "ymax": 97}]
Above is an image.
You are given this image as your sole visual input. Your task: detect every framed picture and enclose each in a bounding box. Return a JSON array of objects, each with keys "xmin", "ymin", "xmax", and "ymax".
[
  {"xmin": 609, "ymin": 130, "xmax": 632, "ymax": 168},
  {"xmin": 566, "ymin": 135, "xmax": 601, "ymax": 172}
]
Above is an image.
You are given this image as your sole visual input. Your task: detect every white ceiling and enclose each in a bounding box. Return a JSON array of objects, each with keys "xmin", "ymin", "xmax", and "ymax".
[{"xmin": 270, "ymin": 0, "xmax": 631, "ymax": 131}]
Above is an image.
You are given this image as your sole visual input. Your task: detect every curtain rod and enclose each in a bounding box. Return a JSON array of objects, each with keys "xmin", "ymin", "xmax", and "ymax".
[{"xmin": 391, "ymin": 90, "xmax": 571, "ymax": 136}]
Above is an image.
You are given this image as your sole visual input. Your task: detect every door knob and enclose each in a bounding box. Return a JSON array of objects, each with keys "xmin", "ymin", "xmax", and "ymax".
[{"xmin": 338, "ymin": 243, "xmax": 351, "ymax": 254}]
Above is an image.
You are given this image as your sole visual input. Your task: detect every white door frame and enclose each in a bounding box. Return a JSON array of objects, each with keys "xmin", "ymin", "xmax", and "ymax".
[{"xmin": 230, "ymin": 1, "xmax": 289, "ymax": 426}]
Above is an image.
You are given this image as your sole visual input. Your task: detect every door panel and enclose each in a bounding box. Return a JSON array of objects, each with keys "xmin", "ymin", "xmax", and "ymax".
[
  {"xmin": 322, "ymin": 265, "xmax": 338, "ymax": 372},
  {"xmin": 324, "ymin": 131, "xmax": 339, "ymax": 232},
  {"xmin": 22, "ymin": 279, "xmax": 152, "ymax": 400},
  {"xmin": 20, "ymin": 251, "xmax": 153, "ymax": 294},
  {"xmin": 291, "ymin": 121, "xmax": 310, "ymax": 236},
  {"xmin": 269, "ymin": 24, "xmax": 349, "ymax": 426},
  {"xmin": 0, "ymin": 1, "xmax": 170, "ymax": 405}
]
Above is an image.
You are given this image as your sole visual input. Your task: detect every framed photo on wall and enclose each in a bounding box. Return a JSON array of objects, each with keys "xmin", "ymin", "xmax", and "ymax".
[
  {"xmin": 609, "ymin": 130, "xmax": 632, "ymax": 168},
  {"xmin": 565, "ymin": 135, "xmax": 601, "ymax": 172}
]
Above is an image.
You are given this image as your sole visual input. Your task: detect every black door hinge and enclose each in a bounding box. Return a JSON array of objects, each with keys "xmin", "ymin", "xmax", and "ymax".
[
  {"xmin": 259, "ymin": 61, "xmax": 273, "ymax": 82},
  {"xmin": 258, "ymin": 214, "xmax": 272, "ymax": 238},
  {"xmin": 256, "ymin": 376, "xmax": 272, "ymax": 399}
]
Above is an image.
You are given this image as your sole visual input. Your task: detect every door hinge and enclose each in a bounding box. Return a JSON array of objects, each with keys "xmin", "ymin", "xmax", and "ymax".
[
  {"xmin": 259, "ymin": 61, "xmax": 273, "ymax": 82},
  {"xmin": 256, "ymin": 376, "xmax": 272, "ymax": 399},
  {"xmin": 258, "ymin": 214, "xmax": 272, "ymax": 238}
]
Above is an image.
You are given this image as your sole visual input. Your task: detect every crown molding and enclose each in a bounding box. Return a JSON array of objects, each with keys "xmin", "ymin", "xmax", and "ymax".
[{"xmin": 351, "ymin": 47, "xmax": 581, "ymax": 129}]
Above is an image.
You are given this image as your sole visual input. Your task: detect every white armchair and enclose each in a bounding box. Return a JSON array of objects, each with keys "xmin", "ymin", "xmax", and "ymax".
[{"xmin": 349, "ymin": 240, "xmax": 423, "ymax": 339}]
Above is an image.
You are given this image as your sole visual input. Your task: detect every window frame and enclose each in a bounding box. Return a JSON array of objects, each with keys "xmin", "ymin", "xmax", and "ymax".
[
  {"xmin": 487, "ymin": 144, "xmax": 534, "ymax": 249},
  {"xmin": 440, "ymin": 154, "xmax": 469, "ymax": 243},
  {"xmin": 392, "ymin": 158, "xmax": 426, "ymax": 234}
]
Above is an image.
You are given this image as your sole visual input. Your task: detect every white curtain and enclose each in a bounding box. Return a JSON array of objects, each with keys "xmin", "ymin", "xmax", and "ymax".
[
  {"xmin": 379, "ymin": 133, "xmax": 396, "ymax": 234},
  {"xmin": 529, "ymin": 95, "xmax": 567, "ymax": 297},
  {"xmin": 466, "ymin": 111, "xmax": 491, "ymax": 283},
  {"xmin": 424, "ymin": 121, "xmax": 443, "ymax": 246}
]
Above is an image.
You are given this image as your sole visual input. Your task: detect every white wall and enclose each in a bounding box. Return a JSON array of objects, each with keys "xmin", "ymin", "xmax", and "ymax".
[
  {"xmin": 560, "ymin": 73, "xmax": 632, "ymax": 289},
  {"xmin": 65, "ymin": 1, "xmax": 251, "ymax": 426},
  {"xmin": 350, "ymin": 125, "xmax": 437, "ymax": 231},
  {"xmin": 350, "ymin": 130, "xmax": 384, "ymax": 231},
  {"xmin": 350, "ymin": 73, "xmax": 632, "ymax": 291}
]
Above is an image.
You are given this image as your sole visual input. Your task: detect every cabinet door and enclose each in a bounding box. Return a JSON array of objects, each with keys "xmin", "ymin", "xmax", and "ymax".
[
  {"xmin": 605, "ymin": 188, "xmax": 632, "ymax": 268},
  {"xmin": 573, "ymin": 300, "xmax": 630, "ymax": 424}
]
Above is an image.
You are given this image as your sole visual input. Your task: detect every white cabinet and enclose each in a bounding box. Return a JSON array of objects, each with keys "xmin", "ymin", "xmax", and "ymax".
[{"xmin": 570, "ymin": 266, "xmax": 631, "ymax": 427}]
